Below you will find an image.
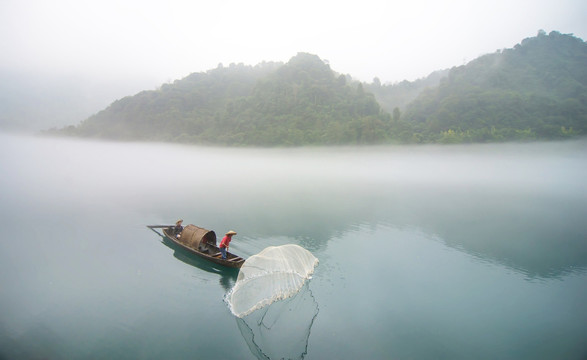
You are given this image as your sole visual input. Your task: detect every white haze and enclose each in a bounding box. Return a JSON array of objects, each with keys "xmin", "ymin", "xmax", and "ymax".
[
  {"xmin": 2, "ymin": 0, "xmax": 586, "ymax": 84},
  {"xmin": 2, "ymin": 135, "xmax": 586, "ymax": 214}
]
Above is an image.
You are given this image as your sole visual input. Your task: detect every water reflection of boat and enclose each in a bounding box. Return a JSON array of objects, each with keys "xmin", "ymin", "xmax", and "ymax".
[
  {"xmin": 236, "ymin": 282, "xmax": 318, "ymax": 360},
  {"xmin": 154, "ymin": 224, "xmax": 245, "ymax": 268}
]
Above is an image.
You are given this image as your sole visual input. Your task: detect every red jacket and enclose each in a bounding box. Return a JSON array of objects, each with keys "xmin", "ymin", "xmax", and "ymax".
[{"xmin": 219, "ymin": 235, "xmax": 232, "ymax": 248}]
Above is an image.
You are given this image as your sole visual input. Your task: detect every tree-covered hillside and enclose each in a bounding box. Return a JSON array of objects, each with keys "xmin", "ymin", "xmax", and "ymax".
[
  {"xmin": 57, "ymin": 31, "xmax": 587, "ymax": 146},
  {"xmin": 403, "ymin": 30, "xmax": 587, "ymax": 143},
  {"xmin": 67, "ymin": 53, "xmax": 397, "ymax": 145},
  {"xmin": 68, "ymin": 61, "xmax": 282, "ymax": 143}
]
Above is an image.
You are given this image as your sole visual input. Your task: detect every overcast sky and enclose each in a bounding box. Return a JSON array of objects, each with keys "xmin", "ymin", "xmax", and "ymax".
[{"xmin": 1, "ymin": 0, "xmax": 586, "ymax": 87}]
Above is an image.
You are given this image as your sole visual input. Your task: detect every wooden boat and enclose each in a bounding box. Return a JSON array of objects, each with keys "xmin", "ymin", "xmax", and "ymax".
[{"xmin": 161, "ymin": 224, "xmax": 245, "ymax": 268}]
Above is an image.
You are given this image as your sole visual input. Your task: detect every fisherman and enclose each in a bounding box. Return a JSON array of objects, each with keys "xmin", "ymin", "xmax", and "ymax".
[
  {"xmin": 219, "ymin": 230, "xmax": 237, "ymax": 259},
  {"xmin": 174, "ymin": 219, "xmax": 184, "ymax": 238}
]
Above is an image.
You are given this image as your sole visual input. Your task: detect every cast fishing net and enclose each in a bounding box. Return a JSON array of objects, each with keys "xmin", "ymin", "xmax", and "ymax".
[{"xmin": 228, "ymin": 244, "xmax": 318, "ymax": 318}]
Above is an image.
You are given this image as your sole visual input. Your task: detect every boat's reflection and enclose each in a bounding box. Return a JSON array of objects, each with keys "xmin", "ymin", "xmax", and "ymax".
[
  {"xmin": 156, "ymin": 229, "xmax": 238, "ymax": 290},
  {"xmin": 236, "ymin": 282, "xmax": 319, "ymax": 360}
]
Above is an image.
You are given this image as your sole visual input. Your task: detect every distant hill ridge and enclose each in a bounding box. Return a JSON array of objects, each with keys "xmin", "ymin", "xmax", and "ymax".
[{"xmin": 58, "ymin": 30, "xmax": 587, "ymax": 145}]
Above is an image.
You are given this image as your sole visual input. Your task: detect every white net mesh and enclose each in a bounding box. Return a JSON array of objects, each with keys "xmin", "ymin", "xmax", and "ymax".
[{"xmin": 228, "ymin": 244, "xmax": 319, "ymax": 318}]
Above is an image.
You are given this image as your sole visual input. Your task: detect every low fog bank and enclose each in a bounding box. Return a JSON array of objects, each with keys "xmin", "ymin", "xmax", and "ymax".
[
  {"xmin": 2, "ymin": 134, "xmax": 585, "ymax": 209},
  {"xmin": 1, "ymin": 134, "xmax": 585, "ymax": 277}
]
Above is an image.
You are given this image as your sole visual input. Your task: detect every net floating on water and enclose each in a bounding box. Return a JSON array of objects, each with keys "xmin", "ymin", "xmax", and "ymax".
[{"xmin": 228, "ymin": 244, "xmax": 319, "ymax": 318}]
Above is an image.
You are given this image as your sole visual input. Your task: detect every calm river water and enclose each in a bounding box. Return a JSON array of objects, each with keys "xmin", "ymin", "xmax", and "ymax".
[{"xmin": 0, "ymin": 133, "xmax": 585, "ymax": 359}]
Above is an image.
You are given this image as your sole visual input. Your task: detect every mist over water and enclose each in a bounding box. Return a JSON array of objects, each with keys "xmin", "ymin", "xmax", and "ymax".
[{"xmin": 0, "ymin": 133, "xmax": 585, "ymax": 359}]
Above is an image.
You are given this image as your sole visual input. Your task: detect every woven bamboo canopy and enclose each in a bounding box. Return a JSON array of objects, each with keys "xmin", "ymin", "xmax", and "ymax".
[{"xmin": 178, "ymin": 224, "xmax": 217, "ymax": 249}]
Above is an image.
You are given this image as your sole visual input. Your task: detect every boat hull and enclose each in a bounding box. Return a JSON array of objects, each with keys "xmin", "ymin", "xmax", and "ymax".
[{"xmin": 163, "ymin": 228, "xmax": 244, "ymax": 268}]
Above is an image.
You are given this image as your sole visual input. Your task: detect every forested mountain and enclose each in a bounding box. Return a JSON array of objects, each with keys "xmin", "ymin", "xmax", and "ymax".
[
  {"xmin": 57, "ymin": 31, "xmax": 587, "ymax": 146},
  {"xmin": 65, "ymin": 54, "xmax": 397, "ymax": 145},
  {"xmin": 403, "ymin": 30, "xmax": 587, "ymax": 143}
]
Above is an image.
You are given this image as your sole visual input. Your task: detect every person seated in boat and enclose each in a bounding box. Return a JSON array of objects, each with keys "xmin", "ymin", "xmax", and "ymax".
[
  {"xmin": 219, "ymin": 230, "xmax": 236, "ymax": 259},
  {"xmin": 173, "ymin": 219, "xmax": 184, "ymax": 238}
]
